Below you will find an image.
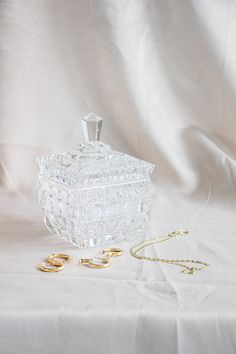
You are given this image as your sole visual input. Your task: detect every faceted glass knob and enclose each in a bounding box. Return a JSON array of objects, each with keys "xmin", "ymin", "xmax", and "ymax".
[{"xmin": 82, "ymin": 113, "xmax": 103, "ymax": 143}]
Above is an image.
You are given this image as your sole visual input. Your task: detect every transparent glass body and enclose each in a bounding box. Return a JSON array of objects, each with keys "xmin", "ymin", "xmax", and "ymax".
[{"xmin": 36, "ymin": 113, "xmax": 155, "ymax": 248}]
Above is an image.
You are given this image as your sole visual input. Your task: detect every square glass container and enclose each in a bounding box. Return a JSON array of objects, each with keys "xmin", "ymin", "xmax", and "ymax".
[{"xmin": 36, "ymin": 113, "xmax": 155, "ymax": 248}]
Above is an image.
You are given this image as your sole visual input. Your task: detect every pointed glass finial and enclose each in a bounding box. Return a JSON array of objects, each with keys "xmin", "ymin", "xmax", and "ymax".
[{"xmin": 82, "ymin": 113, "xmax": 103, "ymax": 143}]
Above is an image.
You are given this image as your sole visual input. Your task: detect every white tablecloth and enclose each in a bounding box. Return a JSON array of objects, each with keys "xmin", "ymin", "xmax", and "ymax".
[{"xmin": 1, "ymin": 193, "xmax": 236, "ymax": 354}]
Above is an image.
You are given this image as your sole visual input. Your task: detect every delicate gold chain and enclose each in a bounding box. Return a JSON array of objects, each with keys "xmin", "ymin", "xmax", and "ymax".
[{"xmin": 130, "ymin": 230, "xmax": 209, "ymax": 274}]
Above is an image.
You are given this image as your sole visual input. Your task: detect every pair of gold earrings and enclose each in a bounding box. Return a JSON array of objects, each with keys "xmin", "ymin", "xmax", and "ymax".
[
  {"xmin": 79, "ymin": 247, "xmax": 124, "ymax": 268},
  {"xmin": 38, "ymin": 248, "xmax": 124, "ymax": 273},
  {"xmin": 38, "ymin": 253, "xmax": 73, "ymax": 272}
]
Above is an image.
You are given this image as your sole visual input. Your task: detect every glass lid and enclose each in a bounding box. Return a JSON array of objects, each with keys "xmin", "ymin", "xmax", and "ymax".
[{"xmin": 36, "ymin": 113, "xmax": 155, "ymax": 187}]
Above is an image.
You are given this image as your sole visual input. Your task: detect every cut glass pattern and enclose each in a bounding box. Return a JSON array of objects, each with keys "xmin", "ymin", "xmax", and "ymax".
[{"xmin": 36, "ymin": 113, "xmax": 155, "ymax": 248}]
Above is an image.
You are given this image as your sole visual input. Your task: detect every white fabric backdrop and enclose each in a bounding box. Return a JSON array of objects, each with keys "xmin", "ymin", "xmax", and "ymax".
[{"xmin": 1, "ymin": 1, "xmax": 236, "ymax": 353}]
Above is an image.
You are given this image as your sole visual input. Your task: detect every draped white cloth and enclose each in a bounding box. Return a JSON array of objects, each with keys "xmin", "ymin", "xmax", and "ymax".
[{"xmin": 1, "ymin": 1, "xmax": 236, "ymax": 353}]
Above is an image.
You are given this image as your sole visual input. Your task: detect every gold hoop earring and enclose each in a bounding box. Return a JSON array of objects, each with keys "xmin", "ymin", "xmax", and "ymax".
[
  {"xmin": 38, "ymin": 261, "xmax": 64, "ymax": 273},
  {"xmin": 103, "ymin": 248, "xmax": 124, "ymax": 258},
  {"xmin": 79, "ymin": 257, "xmax": 110, "ymax": 269},
  {"xmin": 48, "ymin": 253, "xmax": 73, "ymax": 265}
]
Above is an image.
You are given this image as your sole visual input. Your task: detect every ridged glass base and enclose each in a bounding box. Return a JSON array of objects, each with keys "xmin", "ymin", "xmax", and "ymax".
[
  {"xmin": 45, "ymin": 215, "xmax": 145, "ymax": 248},
  {"xmin": 39, "ymin": 178, "xmax": 152, "ymax": 248}
]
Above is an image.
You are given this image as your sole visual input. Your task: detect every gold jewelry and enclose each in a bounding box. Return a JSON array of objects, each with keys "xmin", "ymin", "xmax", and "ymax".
[
  {"xmin": 79, "ymin": 257, "xmax": 111, "ymax": 269},
  {"xmin": 48, "ymin": 253, "xmax": 73, "ymax": 265},
  {"xmin": 38, "ymin": 253, "xmax": 72, "ymax": 273},
  {"xmin": 130, "ymin": 230, "xmax": 209, "ymax": 274},
  {"xmin": 103, "ymin": 248, "xmax": 124, "ymax": 258},
  {"xmin": 38, "ymin": 261, "xmax": 64, "ymax": 273}
]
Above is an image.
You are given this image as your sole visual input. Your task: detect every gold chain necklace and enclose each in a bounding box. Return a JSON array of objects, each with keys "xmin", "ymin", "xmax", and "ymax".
[{"xmin": 130, "ymin": 230, "xmax": 209, "ymax": 274}]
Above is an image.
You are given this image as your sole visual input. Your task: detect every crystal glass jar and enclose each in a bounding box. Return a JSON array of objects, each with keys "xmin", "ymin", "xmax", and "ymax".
[{"xmin": 36, "ymin": 113, "xmax": 155, "ymax": 248}]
